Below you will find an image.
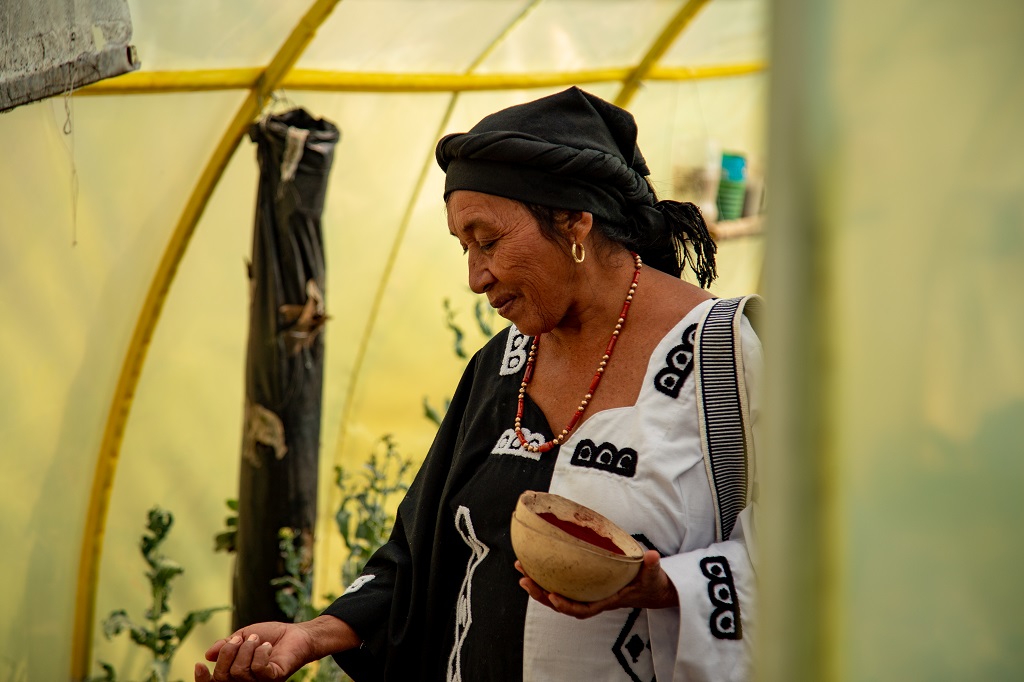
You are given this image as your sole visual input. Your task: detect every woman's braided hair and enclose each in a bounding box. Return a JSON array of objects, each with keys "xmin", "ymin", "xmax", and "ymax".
[{"xmin": 524, "ymin": 193, "xmax": 717, "ymax": 286}]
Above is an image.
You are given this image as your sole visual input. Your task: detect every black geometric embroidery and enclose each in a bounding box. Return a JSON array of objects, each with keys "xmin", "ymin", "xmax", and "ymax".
[
  {"xmin": 653, "ymin": 323, "xmax": 698, "ymax": 398},
  {"xmin": 625, "ymin": 635, "xmax": 646, "ymax": 662},
  {"xmin": 699, "ymin": 556, "xmax": 742, "ymax": 640},
  {"xmin": 632, "ymin": 534, "xmax": 664, "ymax": 557},
  {"xmin": 570, "ymin": 439, "xmax": 637, "ymax": 478},
  {"xmin": 613, "ymin": 606, "xmax": 655, "ymax": 682},
  {"xmin": 609, "ymin": 535, "xmax": 663, "ymax": 682}
]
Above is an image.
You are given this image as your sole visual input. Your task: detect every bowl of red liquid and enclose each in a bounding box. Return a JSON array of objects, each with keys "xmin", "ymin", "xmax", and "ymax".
[{"xmin": 511, "ymin": 490, "xmax": 644, "ymax": 602}]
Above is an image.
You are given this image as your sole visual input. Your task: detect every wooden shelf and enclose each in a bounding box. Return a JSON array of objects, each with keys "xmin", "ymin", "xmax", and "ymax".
[{"xmin": 710, "ymin": 215, "xmax": 763, "ymax": 241}]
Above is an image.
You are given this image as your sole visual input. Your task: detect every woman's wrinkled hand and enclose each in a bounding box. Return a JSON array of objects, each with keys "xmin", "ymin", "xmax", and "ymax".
[
  {"xmin": 515, "ymin": 550, "xmax": 679, "ymax": 619},
  {"xmin": 194, "ymin": 621, "xmax": 314, "ymax": 681}
]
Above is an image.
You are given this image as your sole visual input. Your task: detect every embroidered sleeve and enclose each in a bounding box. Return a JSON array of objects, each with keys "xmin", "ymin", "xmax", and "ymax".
[{"xmin": 646, "ymin": 317, "xmax": 762, "ymax": 682}]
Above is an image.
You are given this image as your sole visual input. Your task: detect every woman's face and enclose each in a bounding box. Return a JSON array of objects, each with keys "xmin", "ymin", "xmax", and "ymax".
[{"xmin": 447, "ymin": 190, "xmax": 577, "ymax": 336}]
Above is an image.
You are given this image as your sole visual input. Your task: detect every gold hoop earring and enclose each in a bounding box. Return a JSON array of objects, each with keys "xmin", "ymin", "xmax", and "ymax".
[{"xmin": 571, "ymin": 241, "xmax": 586, "ymax": 264}]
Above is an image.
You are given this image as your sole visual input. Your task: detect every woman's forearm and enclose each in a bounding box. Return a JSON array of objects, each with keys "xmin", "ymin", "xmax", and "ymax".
[{"xmin": 299, "ymin": 614, "xmax": 363, "ymax": 659}]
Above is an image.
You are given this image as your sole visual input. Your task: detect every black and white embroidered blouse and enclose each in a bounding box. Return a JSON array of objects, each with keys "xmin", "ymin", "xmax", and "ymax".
[{"xmin": 324, "ymin": 298, "xmax": 762, "ymax": 682}]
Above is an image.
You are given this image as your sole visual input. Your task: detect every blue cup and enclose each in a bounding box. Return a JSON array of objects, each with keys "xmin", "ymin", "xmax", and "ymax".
[{"xmin": 721, "ymin": 153, "xmax": 747, "ymax": 182}]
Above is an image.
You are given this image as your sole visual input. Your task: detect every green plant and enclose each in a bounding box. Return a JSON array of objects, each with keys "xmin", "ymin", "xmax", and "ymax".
[
  {"xmin": 268, "ymin": 435, "xmax": 413, "ymax": 681},
  {"xmin": 269, "ymin": 529, "xmax": 345, "ymax": 682},
  {"xmin": 272, "ymin": 435, "xmax": 413, "ymax": 682},
  {"xmin": 271, "ymin": 528, "xmax": 320, "ymax": 624},
  {"xmin": 92, "ymin": 507, "xmax": 229, "ymax": 682},
  {"xmin": 334, "ymin": 435, "xmax": 413, "ymax": 587},
  {"xmin": 423, "ymin": 296, "xmax": 500, "ymax": 427},
  {"xmin": 213, "ymin": 498, "xmax": 238, "ymax": 554},
  {"xmin": 285, "ymin": 656, "xmax": 347, "ymax": 682},
  {"xmin": 443, "ymin": 297, "xmax": 468, "ymax": 360},
  {"xmin": 472, "ymin": 297, "xmax": 498, "ymax": 338}
]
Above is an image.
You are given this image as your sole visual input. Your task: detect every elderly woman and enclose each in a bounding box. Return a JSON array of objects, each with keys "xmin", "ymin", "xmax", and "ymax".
[{"xmin": 196, "ymin": 87, "xmax": 761, "ymax": 682}]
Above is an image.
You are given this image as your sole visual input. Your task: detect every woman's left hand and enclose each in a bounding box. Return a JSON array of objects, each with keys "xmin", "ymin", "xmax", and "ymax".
[{"xmin": 515, "ymin": 550, "xmax": 679, "ymax": 619}]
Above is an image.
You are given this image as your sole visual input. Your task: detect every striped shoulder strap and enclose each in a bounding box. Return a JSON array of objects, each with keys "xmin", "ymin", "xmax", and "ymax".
[{"xmin": 694, "ymin": 295, "xmax": 763, "ymax": 542}]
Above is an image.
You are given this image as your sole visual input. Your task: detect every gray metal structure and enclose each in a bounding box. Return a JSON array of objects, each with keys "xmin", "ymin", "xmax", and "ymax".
[{"xmin": 1, "ymin": 0, "xmax": 138, "ymax": 113}]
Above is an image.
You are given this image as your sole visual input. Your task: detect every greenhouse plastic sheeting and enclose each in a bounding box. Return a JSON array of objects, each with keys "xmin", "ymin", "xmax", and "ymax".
[{"xmin": 0, "ymin": 1, "xmax": 768, "ymax": 680}]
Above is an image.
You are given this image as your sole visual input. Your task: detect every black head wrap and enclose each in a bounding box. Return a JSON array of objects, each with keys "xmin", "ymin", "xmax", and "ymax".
[{"xmin": 435, "ymin": 86, "xmax": 717, "ymax": 286}]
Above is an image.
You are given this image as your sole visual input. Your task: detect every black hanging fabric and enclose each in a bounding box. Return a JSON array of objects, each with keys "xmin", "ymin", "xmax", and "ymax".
[{"xmin": 234, "ymin": 108, "xmax": 340, "ymax": 628}]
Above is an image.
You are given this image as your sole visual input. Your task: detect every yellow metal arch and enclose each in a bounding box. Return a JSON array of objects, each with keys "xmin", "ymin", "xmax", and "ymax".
[
  {"xmin": 614, "ymin": 0, "xmax": 713, "ymax": 107},
  {"xmin": 78, "ymin": 62, "xmax": 765, "ymax": 95},
  {"xmin": 71, "ymin": 0, "xmax": 346, "ymax": 678}
]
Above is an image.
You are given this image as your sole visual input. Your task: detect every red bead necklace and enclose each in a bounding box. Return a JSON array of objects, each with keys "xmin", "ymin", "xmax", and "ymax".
[{"xmin": 515, "ymin": 251, "xmax": 643, "ymax": 453}]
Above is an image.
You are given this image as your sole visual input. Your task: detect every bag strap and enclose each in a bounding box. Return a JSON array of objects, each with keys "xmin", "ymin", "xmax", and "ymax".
[{"xmin": 694, "ymin": 295, "xmax": 763, "ymax": 542}]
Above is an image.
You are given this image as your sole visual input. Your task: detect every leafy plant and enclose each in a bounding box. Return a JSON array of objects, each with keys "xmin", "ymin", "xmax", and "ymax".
[
  {"xmin": 334, "ymin": 435, "xmax": 413, "ymax": 587},
  {"xmin": 422, "ymin": 395, "xmax": 452, "ymax": 428},
  {"xmin": 271, "ymin": 435, "xmax": 413, "ymax": 682},
  {"xmin": 269, "ymin": 528, "xmax": 345, "ymax": 682},
  {"xmin": 443, "ymin": 298, "xmax": 467, "ymax": 360},
  {"xmin": 423, "ymin": 295, "xmax": 500, "ymax": 427},
  {"xmin": 213, "ymin": 498, "xmax": 238, "ymax": 554},
  {"xmin": 285, "ymin": 655, "xmax": 347, "ymax": 682},
  {"xmin": 473, "ymin": 297, "xmax": 497, "ymax": 338},
  {"xmin": 92, "ymin": 507, "xmax": 229, "ymax": 682},
  {"xmin": 271, "ymin": 528, "xmax": 320, "ymax": 625}
]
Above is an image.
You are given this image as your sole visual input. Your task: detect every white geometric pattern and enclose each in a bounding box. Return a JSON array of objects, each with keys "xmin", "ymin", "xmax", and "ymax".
[
  {"xmin": 341, "ymin": 573, "xmax": 376, "ymax": 595},
  {"xmin": 446, "ymin": 506, "xmax": 490, "ymax": 682},
  {"xmin": 491, "ymin": 427, "xmax": 544, "ymax": 461},
  {"xmin": 499, "ymin": 324, "xmax": 530, "ymax": 376}
]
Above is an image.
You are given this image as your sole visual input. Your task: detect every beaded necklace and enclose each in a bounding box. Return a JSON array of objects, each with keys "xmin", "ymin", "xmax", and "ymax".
[{"xmin": 514, "ymin": 252, "xmax": 643, "ymax": 453}]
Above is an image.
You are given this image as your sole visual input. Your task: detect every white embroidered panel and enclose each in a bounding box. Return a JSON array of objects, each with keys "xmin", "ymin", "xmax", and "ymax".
[
  {"xmin": 491, "ymin": 427, "xmax": 544, "ymax": 461},
  {"xmin": 446, "ymin": 505, "xmax": 490, "ymax": 682},
  {"xmin": 522, "ymin": 302, "xmax": 721, "ymax": 680},
  {"xmin": 499, "ymin": 324, "xmax": 530, "ymax": 376}
]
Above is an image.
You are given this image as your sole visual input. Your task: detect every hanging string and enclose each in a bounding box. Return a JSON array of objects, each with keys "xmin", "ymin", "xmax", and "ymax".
[
  {"xmin": 62, "ymin": 30, "xmax": 80, "ymax": 247},
  {"xmin": 259, "ymin": 88, "xmax": 298, "ymax": 122}
]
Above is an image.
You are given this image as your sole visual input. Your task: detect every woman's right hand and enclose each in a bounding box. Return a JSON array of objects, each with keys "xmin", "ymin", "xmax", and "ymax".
[
  {"xmin": 194, "ymin": 620, "xmax": 318, "ymax": 681},
  {"xmin": 195, "ymin": 614, "xmax": 362, "ymax": 681}
]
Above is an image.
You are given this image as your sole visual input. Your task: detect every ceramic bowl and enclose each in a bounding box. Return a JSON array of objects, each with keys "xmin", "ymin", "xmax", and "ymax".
[{"xmin": 510, "ymin": 490, "xmax": 644, "ymax": 602}]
